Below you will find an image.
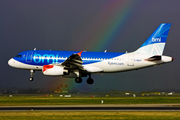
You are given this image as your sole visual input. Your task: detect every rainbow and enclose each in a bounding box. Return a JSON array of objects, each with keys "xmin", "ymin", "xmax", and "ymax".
[
  {"xmin": 45, "ymin": 1, "xmax": 138, "ymax": 91},
  {"xmin": 80, "ymin": 0, "xmax": 136, "ymax": 51}
]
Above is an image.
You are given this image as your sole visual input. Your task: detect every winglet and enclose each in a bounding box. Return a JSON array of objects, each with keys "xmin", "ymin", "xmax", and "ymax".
[{"xmin": 77, "ymin": 51, "xmax": 83, "ymax": 57}]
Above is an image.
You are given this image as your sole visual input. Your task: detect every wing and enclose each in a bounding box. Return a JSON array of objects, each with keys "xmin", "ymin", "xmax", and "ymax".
[
  {"xmin": 53, "ymin": 51, "xmax": 103, "ymax": 73},
  {"xmin": 61, "ymin": 51, "xmax": 84, "ymax": 70}
]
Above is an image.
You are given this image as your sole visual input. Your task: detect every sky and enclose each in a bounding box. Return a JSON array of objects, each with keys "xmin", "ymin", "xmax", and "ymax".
[{"xmin": 0, "ymin": 0, "xmax": 180, "ymax": 92}]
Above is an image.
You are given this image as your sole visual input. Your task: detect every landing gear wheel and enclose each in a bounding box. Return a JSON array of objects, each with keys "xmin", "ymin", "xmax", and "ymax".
[
  {"xmin": 87, "ymin": 78, "xmax": 94, "ymax": 84},
  {"xmin": 29, "ymin": 70, "xmax": 35, "ymax": 81},
  {"xmin": 29, "ymin": 77, "xmax": 34, "ymax": 81},
  {"xmin": 75, "ymin": 77, "xmax": 82, "ymax": 83}
]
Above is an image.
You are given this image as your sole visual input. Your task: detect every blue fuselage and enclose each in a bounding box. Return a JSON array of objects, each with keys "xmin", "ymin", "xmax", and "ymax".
[{"xmin": 14, "ymin": 50, "xmax": 125, "ymax": 66}]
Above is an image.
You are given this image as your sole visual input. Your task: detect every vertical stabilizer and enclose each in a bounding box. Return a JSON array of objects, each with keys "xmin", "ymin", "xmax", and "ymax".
[{"xmin": 134, "ymin": 23, "xmax": 171, "ymax": 55}]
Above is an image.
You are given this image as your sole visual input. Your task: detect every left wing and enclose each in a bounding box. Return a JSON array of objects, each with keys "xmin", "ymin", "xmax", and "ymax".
[
  {"xmin": 61, "ymin": 51, "xmax": 84, "ymax": 70},
  {"xmin": 54, "ymin": 51, "xmax": 103, "ymax": 73}
]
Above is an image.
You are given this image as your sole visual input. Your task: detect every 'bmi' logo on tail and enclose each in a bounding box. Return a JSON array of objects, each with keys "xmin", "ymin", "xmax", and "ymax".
[{"xmin": 134, "ymin": 23, "xmax": 171, "ymax": 55}]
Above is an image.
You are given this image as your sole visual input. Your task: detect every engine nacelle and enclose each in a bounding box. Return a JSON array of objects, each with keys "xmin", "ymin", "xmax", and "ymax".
[{"xmin": 42, "ymin": 65, "xmax": 68, "ymax": 76}]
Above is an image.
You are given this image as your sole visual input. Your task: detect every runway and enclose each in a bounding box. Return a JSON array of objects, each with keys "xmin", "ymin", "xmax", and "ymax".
[{"xmin": 1, "ymin": 104, "xmax": 180, "ymax": 111}]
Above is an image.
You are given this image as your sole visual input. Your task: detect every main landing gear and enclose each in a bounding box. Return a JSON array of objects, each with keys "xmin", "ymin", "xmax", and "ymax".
[
  {"xmin": 29, "ymin": 70, "xmax": 35, "ymax": 81},
  {"xmin": 75, "ymin": 74, "xmax": 94, "ymax": 84},
  {"xmin": 75, "ymin": 77, "xmax": 82, "ymax": 83},
  {"xmin": 87, "ymin": 74, "xmax": 94, "ymax": 84}
]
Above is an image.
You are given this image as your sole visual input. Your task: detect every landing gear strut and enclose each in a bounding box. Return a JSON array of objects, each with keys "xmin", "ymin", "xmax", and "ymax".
[
  {"xmin": 87, "ymin": 74, "xmax": 94, "ymax": 84},
  {"xmin": 29, "ymin": 70, "xmax": 35, "ymax": 81},
  {"xmin": 75, "ymin": 77, "xmax": 82, "ymax": 83}
]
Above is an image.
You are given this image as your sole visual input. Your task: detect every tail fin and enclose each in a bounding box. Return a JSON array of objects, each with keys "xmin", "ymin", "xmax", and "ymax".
[{"xmin": 134, "ymin": 23, "xmax": 171, "ymax": 55}]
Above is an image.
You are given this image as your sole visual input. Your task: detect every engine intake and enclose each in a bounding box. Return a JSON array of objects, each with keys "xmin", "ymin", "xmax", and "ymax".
[{"xmin": 43, "ymin": 65, "xmax": 68, "ymax": 76}]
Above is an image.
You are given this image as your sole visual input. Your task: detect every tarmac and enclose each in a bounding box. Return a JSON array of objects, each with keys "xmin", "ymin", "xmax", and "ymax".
[{"xmin": 1, "ymin": 104, "xmax": 180, "ymax": 111}]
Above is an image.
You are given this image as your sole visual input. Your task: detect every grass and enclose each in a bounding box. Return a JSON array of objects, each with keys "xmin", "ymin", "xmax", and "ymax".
[
  {"xmin": 0, "ymin": 96, "xmax": 180, "ymax": 106},
  {"xmin": 0, "ymin": 96, "xmax": 180, "ymax": 119},
  {"xmin": 0, "ymin": 111, "xmax": 180, "ymax": 120}
]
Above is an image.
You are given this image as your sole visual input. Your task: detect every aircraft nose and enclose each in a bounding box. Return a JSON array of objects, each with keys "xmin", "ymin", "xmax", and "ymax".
[
  {"xmin": 8, "ymin": 58, "xmax": 20, "ymax": 68},
  {"xmin": 8, "ymin": 58, "xmax": 14, "ymax": 67}
]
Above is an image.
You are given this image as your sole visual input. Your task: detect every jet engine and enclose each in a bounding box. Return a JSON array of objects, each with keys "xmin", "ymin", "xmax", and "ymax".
[{"xmin": 42, "ymin": 65, "xmax": 68, "ymax": 76}]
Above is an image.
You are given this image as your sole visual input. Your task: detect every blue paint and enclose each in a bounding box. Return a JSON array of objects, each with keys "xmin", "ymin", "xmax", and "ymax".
[
  {"xmin": 13, "ymin": 50, "xmax": 125, "ymax": 66},
  {"xmin": 140, "ymin": 23, "xmax": 171, "ymax": 47}
]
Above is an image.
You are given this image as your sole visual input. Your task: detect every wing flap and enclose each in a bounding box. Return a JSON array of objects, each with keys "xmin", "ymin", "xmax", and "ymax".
[{"xmin": 61, "ymin": 51, "xmax": 84, "ymax": 70}]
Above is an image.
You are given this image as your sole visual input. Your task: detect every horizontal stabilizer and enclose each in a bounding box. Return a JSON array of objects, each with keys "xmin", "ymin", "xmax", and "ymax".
[{"xmin": 146, "ymin": 56, "xmax": 161, "ymax": 61}]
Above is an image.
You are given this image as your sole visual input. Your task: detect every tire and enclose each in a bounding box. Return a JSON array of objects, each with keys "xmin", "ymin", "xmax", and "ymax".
[
  {"xmin": 87, "ymin": 78, "xmax": 94, "ymax": 84},
  {"xmin": 29, "ymin": 77, "xmax": 34, "ymax": 81},
  {"xmin": 75, "ymin": 77, "xmax": 82, "ymax": 83}
]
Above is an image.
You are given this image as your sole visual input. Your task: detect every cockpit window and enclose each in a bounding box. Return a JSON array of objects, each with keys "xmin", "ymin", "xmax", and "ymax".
[{"xmin": 16, "ymin": 55, "xmax": 22, "ymax": 58}]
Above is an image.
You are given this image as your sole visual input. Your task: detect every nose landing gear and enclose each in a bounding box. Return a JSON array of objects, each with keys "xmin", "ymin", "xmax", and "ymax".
[{"xmin": 29, "ymin": 70, "xmax": 35, "ymax": 81}]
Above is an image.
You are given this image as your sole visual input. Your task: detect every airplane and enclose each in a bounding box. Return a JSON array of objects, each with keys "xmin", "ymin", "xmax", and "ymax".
[{"xmin": 8, "ymin": 23, "xmax": 173, "ymax": 84}]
